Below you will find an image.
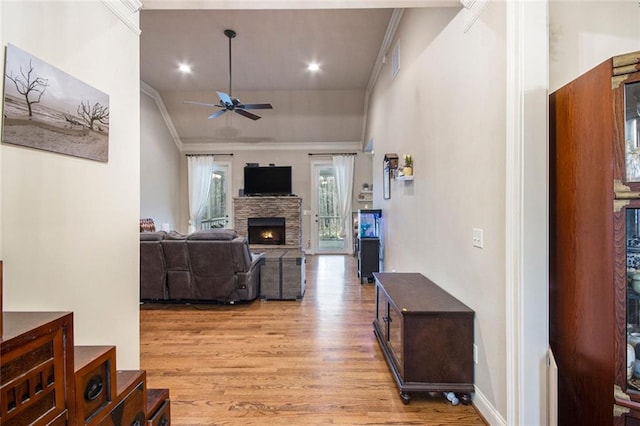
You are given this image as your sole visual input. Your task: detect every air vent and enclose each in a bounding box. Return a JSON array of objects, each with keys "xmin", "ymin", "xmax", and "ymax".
[
  {"xmin": 463, "ymin": 0, "xmax": 489, "ymax": 32},
  {"xmin": 391, "ymin": 40, "xmax": 400, "ymax": 79}
]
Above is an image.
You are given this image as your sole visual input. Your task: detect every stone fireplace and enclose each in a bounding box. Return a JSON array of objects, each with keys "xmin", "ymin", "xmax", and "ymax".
[
  {"xmin": 248, "ymin": 217, "xmax": 285, "ymax": 245},
  {"xmin": 234, "ymin": 196, "xmax": 302, "ymax": 248}
]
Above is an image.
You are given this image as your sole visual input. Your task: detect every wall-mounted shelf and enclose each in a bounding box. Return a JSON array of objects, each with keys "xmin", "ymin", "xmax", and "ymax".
[
  {"xmin": 396, "ymin": 175, "xmax": 414, "ymax": 181},
  {"xmin": 358, "ymin": 189, "xmax": 373, "ymax": 203}
]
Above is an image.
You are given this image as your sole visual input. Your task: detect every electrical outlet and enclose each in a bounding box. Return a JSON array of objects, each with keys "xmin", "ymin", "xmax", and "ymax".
[
  {"xmin": 473, "ymin": 344, "xmax": 478, "ymax": 364},
  {"xmin": 472, "ymin": 228, "xmax": 484, "ymax": 248}
]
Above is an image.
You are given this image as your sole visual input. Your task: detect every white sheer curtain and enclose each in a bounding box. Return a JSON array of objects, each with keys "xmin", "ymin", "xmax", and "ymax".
[
  {"xmin": 187, "ymin": 155, "xmax": 215, "ymax": 234},
  {"xmin": 332, "ymin": 155, "xmax": 355, "ymax": 238}
]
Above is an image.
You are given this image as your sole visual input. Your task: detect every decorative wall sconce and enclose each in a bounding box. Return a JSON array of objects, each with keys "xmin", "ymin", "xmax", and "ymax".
[
  {"xmin": 383, "ymin": 153, "xmax": 398, "ymax": 199},
  {"xmin": 384, "ymin": 153, "xmax": 399, "ymax": 171}
]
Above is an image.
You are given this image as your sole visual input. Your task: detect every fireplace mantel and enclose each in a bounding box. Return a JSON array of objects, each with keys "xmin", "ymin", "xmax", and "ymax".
[{"xmin": 234, "ymin": 196, "xmax": 302, "ymax": 248}]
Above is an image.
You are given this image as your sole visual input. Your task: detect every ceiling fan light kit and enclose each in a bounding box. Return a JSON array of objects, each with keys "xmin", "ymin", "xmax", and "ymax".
[{"xmin": 184, "ymin": 29, "xmax": 273, "ymax": 121}]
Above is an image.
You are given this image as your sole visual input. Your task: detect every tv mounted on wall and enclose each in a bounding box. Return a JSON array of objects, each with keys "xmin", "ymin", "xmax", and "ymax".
[{"xmin": 243, "ymin": 166, "xmax": 292, "ymax": 196}]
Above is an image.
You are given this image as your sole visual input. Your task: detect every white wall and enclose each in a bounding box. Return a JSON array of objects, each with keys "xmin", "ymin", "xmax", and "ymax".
[
  {"xmin": 365, "ymin": 4, "xmax": 508, "ymax": 421},
  {"xmin": 0, "ymin": 1, "xmax": 141, "ymax": 369},
  {"xmin": 0, "ymin": 1, "xmax": 3, "ymax": 263},
  {"xmin": 140, "ymin": 90, "xmax": 182, "ymax": 231},
  {"xmin": 549, "ymin": 0, "xmax": 640, "ymax": 92}
]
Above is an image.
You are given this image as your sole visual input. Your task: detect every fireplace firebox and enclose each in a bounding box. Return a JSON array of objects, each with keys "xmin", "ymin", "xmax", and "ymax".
[{"xmin": 248, "ymin": 217, "xmax": 286, "ymax": 245}]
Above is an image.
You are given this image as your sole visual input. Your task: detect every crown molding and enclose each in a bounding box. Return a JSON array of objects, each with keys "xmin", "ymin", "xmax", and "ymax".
[
  {"xmin": 181, "ymin": 141, "xmax": 363, "ymax": 153},
  {"xmin": 122, "ymin": 0, "xmax": 143, "ymax": 13},
  {"xmin": 142, "ymin": 1, "xmax": 460, "ymax": 10},
  {"xmin": 140, "ymin": 81, "xmax": 184, "ymax": 151},
  {"xmin": 100, "ymin": 0, "xmax": 141, "ymax": 35},
  {"xmin": 462, "ymin": 0, "xmax": 488, "ymax": 32}
]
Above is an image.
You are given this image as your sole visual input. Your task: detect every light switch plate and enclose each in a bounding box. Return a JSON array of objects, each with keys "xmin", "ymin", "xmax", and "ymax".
[{"xmin": 472, "ymin": 228, "xmax": 484, "ymax": 248}]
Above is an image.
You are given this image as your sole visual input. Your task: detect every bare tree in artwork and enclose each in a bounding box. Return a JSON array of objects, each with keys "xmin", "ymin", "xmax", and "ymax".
[
  {"xmin": 6, "ymin": 59, "xmax": 50, "ymax": 117},
  {"xmin": 77, "ymin": 101, "xmax": 109, "ymax": 131}
]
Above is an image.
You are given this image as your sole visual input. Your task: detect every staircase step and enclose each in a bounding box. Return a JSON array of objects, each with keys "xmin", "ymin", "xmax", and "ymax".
[
  {"xmin": 146, "ymin": 388, "xmax": 170, "ymax": 425},
  {"xmin": 74, "ymin": 345, "xmax": 117, "ymax": 423},
  {"xmin": 88, "ymin": 370, "xmax": 146, "ymax": 426}
]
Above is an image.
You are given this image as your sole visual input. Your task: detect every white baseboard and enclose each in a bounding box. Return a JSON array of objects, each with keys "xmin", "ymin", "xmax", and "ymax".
[{"xmin": 473, "ymin": 386, "xmax": 506, "ymax": 426}]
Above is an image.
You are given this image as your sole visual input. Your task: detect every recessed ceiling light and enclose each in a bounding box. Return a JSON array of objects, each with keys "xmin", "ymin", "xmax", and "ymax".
[
  {"xmin": 307, "ymin": 62, "xmax": 320, "ymax": 72},
  {"xmin": 178, "ymin": 63, "xmax": 192, "ymax": 73}
]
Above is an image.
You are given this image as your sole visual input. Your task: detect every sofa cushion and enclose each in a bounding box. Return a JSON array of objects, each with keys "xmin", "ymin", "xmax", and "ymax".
[
  {"xmin": 140, "ymin": 231, "xmax": 166, "ymax": 241},
  {"xmin": 164, "ymin": 230, "xmax": 187, "ymax": 240},
  {"xmin": 140, "ymin": 239, "xmax": 166, "ymax": 299},
  {"xmin": 188, "ymin": 229, "xmax": 238, "ymax": 240},
  {"xmin": 161, "ymin": 239, "xmax": 190, "ymax": 270},
  {"xmin": 230, "ymin": 238, "xmax": 253, "ymax": 271}
]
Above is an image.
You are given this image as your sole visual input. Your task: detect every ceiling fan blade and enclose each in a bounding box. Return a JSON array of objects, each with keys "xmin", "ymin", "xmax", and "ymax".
[
  {"xmin": 217, "ymin": 91, "xmax": 233, "ymax": 106},
  {"xmin": 184, "ymin": 100, "xmax": 220, "ymax": 108},
  {"xmin": 241, "ymin": 103, "xmax": 273, "ymax": 110},
  {"xmin": 235, "ymin": 109, "xmax": 261, "ymax": 120},
  {"xmin": 208, "ymin": 109, "xmax": 227, "ymax": 119}
]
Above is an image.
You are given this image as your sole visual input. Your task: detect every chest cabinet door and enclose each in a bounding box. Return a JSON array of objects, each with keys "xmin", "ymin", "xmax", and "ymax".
[
  {"xmin": 387, "ymin": 305, "xmax": 403, "ymax": 373},
  {"xmin": 375, "ymin": 285, "xmax": 388, "ymax": 341},
  {"xmin": 374, "ymin": 284, "xmax": 404, "ymax": 375}
]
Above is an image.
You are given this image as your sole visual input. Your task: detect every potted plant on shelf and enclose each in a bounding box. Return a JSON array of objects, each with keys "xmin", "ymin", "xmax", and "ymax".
[{"xmin": 402, "ymin": 154, "xmax": 413, "ymax": 176}]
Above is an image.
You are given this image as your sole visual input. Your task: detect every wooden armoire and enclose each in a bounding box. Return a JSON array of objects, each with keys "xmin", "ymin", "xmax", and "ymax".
[{"xmin": 550, "ymin": 51, "xmax": 640, "ymax": 425}]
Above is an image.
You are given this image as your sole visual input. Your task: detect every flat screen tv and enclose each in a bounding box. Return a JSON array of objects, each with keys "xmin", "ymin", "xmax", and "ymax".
[{"xmin": 243, "ymin": 166, "xmax": 292, "ymax": 196}]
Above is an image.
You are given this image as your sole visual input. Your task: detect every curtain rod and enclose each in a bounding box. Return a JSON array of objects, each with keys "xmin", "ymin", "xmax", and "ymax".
[
  {"xmin": 185, "ymin": 153, "xmax": 234, "ymax": 157},
  {"xmin": 308, "ymin": 152, "xmax": 358, "ymax": 156}
]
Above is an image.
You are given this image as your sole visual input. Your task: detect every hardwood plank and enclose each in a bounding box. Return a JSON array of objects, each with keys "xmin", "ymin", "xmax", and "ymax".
[{"xmin": 140, "ymin": 255, "xmax": 487, "ymax": 425}]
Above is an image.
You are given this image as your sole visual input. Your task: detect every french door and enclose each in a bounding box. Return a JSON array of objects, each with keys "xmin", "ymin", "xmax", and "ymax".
[
  {"xmin": 310, "ymin": 162, "xmax": 351, "ymax": 254},
  {"xmin": 201, "ymin": 161, "xmax": 232, "ymax": 230}
]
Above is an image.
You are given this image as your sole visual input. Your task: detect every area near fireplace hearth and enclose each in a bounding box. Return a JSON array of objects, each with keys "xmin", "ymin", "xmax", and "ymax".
[{"xmin": 233, "ymin": 196, "xmax": 302, "ymax": 249}]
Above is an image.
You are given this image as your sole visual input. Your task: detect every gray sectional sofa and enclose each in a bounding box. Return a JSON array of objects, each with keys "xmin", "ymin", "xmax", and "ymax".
[{"xmin": 140, "ymin": 229, "xmax": 264, "ymax": 303}]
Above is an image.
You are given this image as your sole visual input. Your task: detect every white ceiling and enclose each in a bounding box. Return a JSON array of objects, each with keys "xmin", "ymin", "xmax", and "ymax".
[
  {"xmin": 141, "ymin": 9, "xmax": 394, "ymax": 92},
  {"xmin": 139, "ymin": 3, "xmax": 460, "ymax": 148}
]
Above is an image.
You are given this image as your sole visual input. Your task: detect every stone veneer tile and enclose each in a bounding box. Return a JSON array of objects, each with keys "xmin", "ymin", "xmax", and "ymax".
[{"xmin": 233, "ymin": 196, "xmax": 302, "ymax": 247}]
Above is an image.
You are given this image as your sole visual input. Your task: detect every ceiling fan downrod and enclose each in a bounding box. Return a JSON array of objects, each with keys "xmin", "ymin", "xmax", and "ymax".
[{"xmin": 224, "ymin": 29, "xmax": 236, "ymax": 98}]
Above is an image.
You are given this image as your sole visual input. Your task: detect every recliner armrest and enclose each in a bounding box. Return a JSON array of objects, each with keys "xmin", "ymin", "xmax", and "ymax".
[{"xmin": 249, "ymin": 252, "xmax": 265, "ymax": 270}]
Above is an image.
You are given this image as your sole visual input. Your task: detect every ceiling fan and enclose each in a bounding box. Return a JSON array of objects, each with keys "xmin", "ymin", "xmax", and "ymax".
[{"xmin": 184, "ymin": 29, "xmax": 273, "ymax": 121}]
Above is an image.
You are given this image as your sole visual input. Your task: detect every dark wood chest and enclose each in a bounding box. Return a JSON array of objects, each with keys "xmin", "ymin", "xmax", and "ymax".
[{"xmin": 373, "ymin": 273, "xmax": 474, "ymax": 404}]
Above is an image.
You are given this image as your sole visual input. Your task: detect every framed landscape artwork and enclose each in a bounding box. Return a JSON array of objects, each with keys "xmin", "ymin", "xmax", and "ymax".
[{"xmin": 2, "ymin": 43, "xmax": 110, "ymax": 162}]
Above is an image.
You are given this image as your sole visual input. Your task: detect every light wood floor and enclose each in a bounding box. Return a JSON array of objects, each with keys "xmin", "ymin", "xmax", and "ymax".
[{"xmin": 140, "ymin": 255, "xmax": 487, "ymax": 425}]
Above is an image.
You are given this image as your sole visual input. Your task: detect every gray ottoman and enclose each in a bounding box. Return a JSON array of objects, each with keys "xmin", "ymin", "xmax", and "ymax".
[{"xmin": 260, "ymin": 249, "xmax": 305, "ymax": 300}]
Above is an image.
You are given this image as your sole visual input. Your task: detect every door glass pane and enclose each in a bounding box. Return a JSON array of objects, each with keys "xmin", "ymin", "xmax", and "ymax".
[
  {"xmin": 317, "ymin": 166, "xmax": 344, "ymax": 251},
  {"xmin": 201, "ymin": 165, "xmax": 228, "ymax": 229},
  {"xmin": 627, "ymin": 208, "xmax": 640, "ymax": 389},
  {"xmin": 624, "ymin": 81, "xmax": 640, "ymax": 181}
]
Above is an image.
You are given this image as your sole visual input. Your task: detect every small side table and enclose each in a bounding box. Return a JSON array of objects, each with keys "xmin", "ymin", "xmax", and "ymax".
[{"xmin": 260, "ymin": 249, "xmax": 306, "ymax": 300}]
